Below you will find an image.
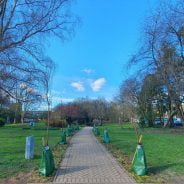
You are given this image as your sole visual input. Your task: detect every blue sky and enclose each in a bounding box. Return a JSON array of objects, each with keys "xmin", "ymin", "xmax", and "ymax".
[{"xmin": 46, "ymin": 0, "xmax": 158, "ymax": 106}]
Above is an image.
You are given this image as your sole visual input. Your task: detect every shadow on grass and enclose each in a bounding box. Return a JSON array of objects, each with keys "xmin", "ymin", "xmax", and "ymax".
[
  {"xmin": 148, "ymin": 163, "xmax": 179, "ymax": 174},
  {"xmin": 34, "ymin": 154, "xmax": 41, "ymax": 159}
]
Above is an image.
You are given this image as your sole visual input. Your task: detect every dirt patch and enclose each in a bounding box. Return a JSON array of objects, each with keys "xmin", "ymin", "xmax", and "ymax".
[
  {"xmin": 0, "ymin": 170, "xmax": 53, "ymax": 184},
  {"xmin": 163, "ymin": 172, "xmax": 184, "ymax": 184}
]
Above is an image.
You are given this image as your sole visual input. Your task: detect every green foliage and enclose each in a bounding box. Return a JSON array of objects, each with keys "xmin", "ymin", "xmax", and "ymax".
[
  {"xmin": 0, "ymin": 117, "xmax": 5, "ymax": 127},
  {"xmin": 139, "ymin": 117, "xmax": 146, "ymax": 128},
  {"xmin": 138, "ymin": 74, "xmax": 166, "ymax": 127},
  {"xmin": 50, "ymin": 119, "xmax": 67, "ymax": 128}
]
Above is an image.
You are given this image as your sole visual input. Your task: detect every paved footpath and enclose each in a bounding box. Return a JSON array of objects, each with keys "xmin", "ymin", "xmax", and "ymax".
[{"xmin": 54, "ymin": 127, "xmax": 136, "ymax": 184}]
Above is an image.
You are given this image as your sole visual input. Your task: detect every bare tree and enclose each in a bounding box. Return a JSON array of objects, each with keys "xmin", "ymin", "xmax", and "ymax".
[
  {"xmin": 41, "ymin": 57, "xmax": 55, "ymax": 145},
  {"xmin": 18, "ymin": 83, "xmax": 42, "ymax": 123},
  {"xmin": 107, "ymin": 102, "xmax": 125, "ymax": 124},
  {"xmin": 118, "ymin": 78, "xmax": 140, "ymax": 121},
  {"xmin": 0, "ymin": 0, "xmax": 76, "ymax": 52},
  {"xmin": 130, "ymin": 0, "xmax": 184, "ymax": 124},
  {"xmin": 0, "ymin": 0, "xmax": 77, "ymax": 99},
  {"xmin": 88, "ymin": 98, "xmax": 108, "ymax": 125}
]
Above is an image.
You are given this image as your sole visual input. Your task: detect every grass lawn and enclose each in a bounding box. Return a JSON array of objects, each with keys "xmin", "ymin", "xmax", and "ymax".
[
  {"xmin": 98, "ymin": 123, "xmax": 184, "ymax": 183},
  {"xmin": 0, "ymin": 122, "xmax": 67, "ymax": 183}
]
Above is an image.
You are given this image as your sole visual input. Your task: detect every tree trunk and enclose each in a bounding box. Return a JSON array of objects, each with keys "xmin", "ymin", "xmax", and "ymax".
[
  {"xmin": 165, "ymin": 110, "xmax": 177, "ymax": 128},
  {"xmin": 21, "ymin": 111, "xmax": 25, "ymax": 124},
  {"xmin": 13, "ymin": 117, "xmax": 16, "ymax": 124},
  {"xmin": 176, "ymin": 103, "xmax": 184, "ymax": 122},
  {"xmin": 46, "ymin": 100, "xmax": 50, "ymax": 146}
]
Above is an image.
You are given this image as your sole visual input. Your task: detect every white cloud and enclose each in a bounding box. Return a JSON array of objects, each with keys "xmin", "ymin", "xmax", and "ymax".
[
  {"xmin": 71, "ymin": 82, "xmax": 85, "ymax": 91},
  {"xmin": 82, "ymin": 68, "xmax": 94, "ymax": 74},
  {"xmin": 61, "ymin": 98, "xmax": 74, "ymax": 103},
  {"xmin": 90, "ymin": 78, "xmax": 106, "ymax": 92}
]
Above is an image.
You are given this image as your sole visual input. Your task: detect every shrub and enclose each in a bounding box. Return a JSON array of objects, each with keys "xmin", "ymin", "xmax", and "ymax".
[
  {"xmin": 0, "ymin": 118, "xmax": 6, "ymax": 127},
  {"xmin": 50, "ymin": 119, "xmax": 67, "ymax": 128},
  {"xmin": 139, "ymin": 117, "xmax": 146, "ymax": 128}
]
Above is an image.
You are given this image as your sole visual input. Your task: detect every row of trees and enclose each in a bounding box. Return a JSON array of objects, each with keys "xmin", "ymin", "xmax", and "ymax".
[
  {"xmin": 50, "ymin": 98, "xmax": 131, "ymax": 127},
  {"xmin": 0, "ymin": 0, "xmax": 77, "ymax": 124},
  {"xmin": 52, "ymin": 98, "xmax": 109, "ymax": 126},
  {"xmin": 119, "ymin": 0, "xmax": 184, "ymax": 127}
]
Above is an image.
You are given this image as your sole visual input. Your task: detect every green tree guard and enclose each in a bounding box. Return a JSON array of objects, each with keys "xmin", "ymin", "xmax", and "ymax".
[
  {"xmin": 74, "ymin": 124, "xmax": 79, "ymax": 131},
  {"xmin": 71, "ymin": 125, "xmax": 75, "ymax": 135},
  {"xmin": 103, "ymin": 129, "xmax": 110, "ymax": 143},
  {"xmin": 60, "ymin": 131, "xmax": 67, "ymax": 144},
  {"xmin": 39, "ymin": 146, "xmax": 55, "ymax": 176},
  {"xmin": 93, "ymin": 124, "xmax": 96, "ymax": 133},
  {"xmin": 66, "ymin": 127, "xmax": 72, "ymax": 137},
  {"xmin": 78, "ymin": 124, "xmax": 80, "ymax": 130},
  {"xmin": 132, "ymin": 144, "xmax": 147, "ymax": 176},
  {"xmin": 95, "ymin": 127, "xmax": 100, "ymax": 136}
]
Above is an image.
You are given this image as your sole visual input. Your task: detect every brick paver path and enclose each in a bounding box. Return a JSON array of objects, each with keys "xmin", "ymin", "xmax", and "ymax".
[{"xmin": 54, "ymin": 127, "xmax": 136, "ymax": 184}]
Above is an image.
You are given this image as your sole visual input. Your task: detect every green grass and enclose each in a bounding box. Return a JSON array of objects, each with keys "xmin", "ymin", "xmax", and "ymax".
[
  {"xmin": 98, "ymin": 123, "xmax": 184, "ymax": 182},
  {"xmin": 0, "ymin": 122, "xmax": 64, "ymax": 180}
]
